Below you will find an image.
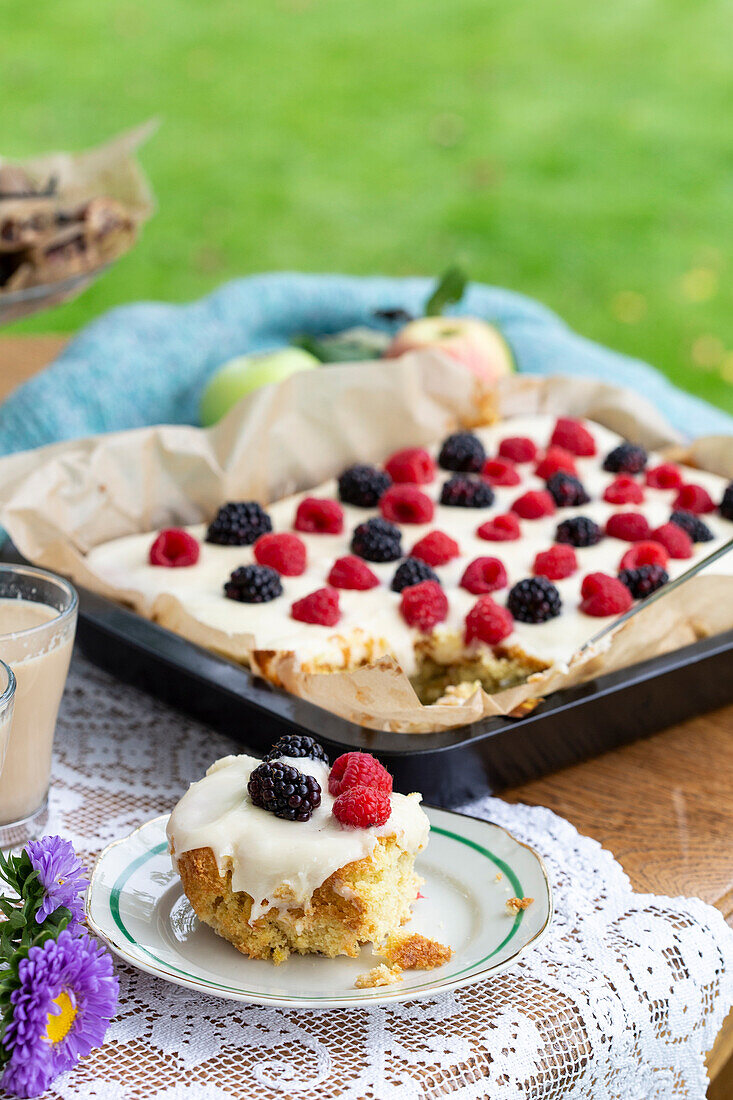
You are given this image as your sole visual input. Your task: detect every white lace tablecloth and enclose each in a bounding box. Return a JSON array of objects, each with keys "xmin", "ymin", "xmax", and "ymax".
[{"xmin": 32, "ymin": 655, "xmax": 733, "ymax": 1100}]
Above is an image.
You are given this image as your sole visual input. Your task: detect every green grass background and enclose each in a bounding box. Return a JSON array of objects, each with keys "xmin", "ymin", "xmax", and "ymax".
[{"xmin": 2, "ymin": 0, "xmax": 732, "ymax": 412}]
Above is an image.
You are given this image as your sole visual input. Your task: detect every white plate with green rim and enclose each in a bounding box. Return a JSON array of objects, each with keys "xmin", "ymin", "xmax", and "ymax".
[{"xmin": 86, "ymin": 808, "xmax": 552, "ymax": 1008}]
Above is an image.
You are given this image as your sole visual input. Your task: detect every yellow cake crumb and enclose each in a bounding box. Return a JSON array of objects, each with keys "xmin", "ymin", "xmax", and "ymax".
[
  {"xmin": 494, "ymin": 872, "xmax": 503, "ymax": 882},
  {"xmin": 380, "ymin": 932, "xmax": 452, "ymax": 970},
  {"xmin": 355, "ymin": 963, "xmax": 403, "ymax": 988},
  {"xmin": 506, "ymin": 896, "xmax": 534, "ymax": 914}
]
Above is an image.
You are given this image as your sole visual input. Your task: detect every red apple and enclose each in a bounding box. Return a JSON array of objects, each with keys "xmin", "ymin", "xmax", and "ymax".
[{"xmin": 385, "ymin": 316, "xmax": 514, "ymax": 385}]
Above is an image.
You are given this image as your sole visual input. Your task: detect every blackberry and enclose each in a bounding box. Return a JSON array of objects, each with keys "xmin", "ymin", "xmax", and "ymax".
[
  {"xmin": 206, "ymin": 501, "xmax": 272, "ymax": 546},
  {"xmin": 602, "ymin": 442, "xmax": 647, "ymax": 474},
  {"xmin": 555, "ymin": 516, "xmax": 603, "ymax": 547},
  {"xmin": 248, "ymin": 760, "xmax": 321, "ymax": 822},
  {"xmin": 507, "ymin": 577, "xmax": 562, "ymax": 623},
  {"xmin": 669, "ymin": 510, "xmax": 714, "ymax": 543},
  {"xmin": 265, "ymin": 734, "xmax": 329, "ymax": 764},
  {"xmin": 720, "ymin": 482, "xmax": 733, "ymax": 521},
  {"xmin": 546, "ymin": 471, "xmax": 590, "ymax": 507},
  {"xmin": 618, "ymin": 564, "xmax": 669, "ymax": 599},
  {"xmin": 390, "ymin": 557, "xmax": 440, "ymax": 593},
  {"xmin": 437, "ymin": 431, "xmax": 486, "ymax": 473},
  {"xmin": 351, "ymin": 517, "xmax": 402, "ymax": 562},
  {"xmin": 440, "ymin": 475, "xmax": 495, "ymax": 509},
  {"xmin": 224, "ymin": 564, "xmax": 282, "ymax": 603},
  {"xmin": 338, "ymin": 464, "xmax": 391, "ymax": 508}
]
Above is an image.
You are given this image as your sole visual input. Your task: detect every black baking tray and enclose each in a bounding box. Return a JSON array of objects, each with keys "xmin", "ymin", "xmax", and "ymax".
[
  {"xmin": 70, "ymin": 582, "xmax": 733, "ymax": 806},
  {"xmin": 4, "ymin": 543, "xmax": 731, "ymax": 805}
]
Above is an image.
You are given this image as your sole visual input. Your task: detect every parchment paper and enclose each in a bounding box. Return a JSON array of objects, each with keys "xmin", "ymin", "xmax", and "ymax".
[{"xmin": 0, "ymin": 353, "xmax": 731, "ymax": 732}]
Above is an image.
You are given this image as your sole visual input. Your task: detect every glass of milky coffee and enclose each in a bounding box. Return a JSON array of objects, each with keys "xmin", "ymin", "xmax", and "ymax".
[{"xmin": 0, "ymin": 565, "xmax": 77, "ymax": 847}]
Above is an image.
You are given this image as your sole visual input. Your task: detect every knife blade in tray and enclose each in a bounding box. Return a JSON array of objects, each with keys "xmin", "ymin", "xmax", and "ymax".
[{"xmin": 578, "ymin": 535, "xmax": 733, "ymax": 654}]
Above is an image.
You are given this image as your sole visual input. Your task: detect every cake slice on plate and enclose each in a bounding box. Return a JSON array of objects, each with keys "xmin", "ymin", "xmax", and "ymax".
[{"xmin": 167, "ymin": 735, "xmax": 430, "ymax": 963}]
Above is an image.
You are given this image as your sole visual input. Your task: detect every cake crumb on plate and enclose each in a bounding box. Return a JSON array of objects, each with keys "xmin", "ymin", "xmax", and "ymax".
[
  {"xmin": 355, "ymin": 963, "xmax": 403, "ymax": 989},
  {"xmin": 380, "ymin": 932, "xmax": 453, "ymax": 970},
  {"xmin": 506, "ymin": 896, "xmax": 534, "ymax": 914}
]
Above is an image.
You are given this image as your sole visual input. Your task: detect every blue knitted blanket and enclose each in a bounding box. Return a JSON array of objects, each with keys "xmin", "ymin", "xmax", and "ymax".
[{"xmin": 1, "ymin": 273, "xmax": 730, "ymax": 456}]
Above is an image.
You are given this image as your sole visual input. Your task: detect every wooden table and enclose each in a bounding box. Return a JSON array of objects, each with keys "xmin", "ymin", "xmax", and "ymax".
[{"xmin": 2, "ymin": 335, "xmax": 732, "ymax": 1096}]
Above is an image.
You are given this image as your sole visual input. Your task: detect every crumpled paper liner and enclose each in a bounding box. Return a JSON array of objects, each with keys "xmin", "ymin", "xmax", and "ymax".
[{"xmin": 0, "ymin": 353, "xmax": 731, "ymax": 733}]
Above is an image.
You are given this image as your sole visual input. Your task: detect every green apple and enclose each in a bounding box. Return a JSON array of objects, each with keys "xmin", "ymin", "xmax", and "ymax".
[{"xmin": 200, "ymin": 347, "xmax": 319, "ymax": 426}]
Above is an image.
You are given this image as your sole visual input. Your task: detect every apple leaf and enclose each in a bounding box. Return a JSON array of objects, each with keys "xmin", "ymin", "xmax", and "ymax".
[
  {"xmin": 424, "ymin": 265, "xmax": 468, "ymax": 316},
  {"xmin": 291, "ymin": 331, "xmax": 387, "ymax": 363}
]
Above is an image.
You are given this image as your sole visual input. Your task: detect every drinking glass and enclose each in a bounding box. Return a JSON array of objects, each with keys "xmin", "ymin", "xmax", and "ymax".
[{"xmin": 0, "ymin": 565, "xmax": 78, "ymax": 847}]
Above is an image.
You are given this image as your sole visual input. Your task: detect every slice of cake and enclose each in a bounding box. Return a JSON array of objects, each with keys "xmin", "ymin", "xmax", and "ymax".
[{"xmin": 167, "ymin": 735, "xmax": 429, "ymax": 962}]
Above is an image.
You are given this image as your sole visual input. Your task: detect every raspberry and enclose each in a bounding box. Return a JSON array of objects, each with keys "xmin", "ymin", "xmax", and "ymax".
[
  {"xmin": 460, "ymin": 556, "xmax": 508, "ymax": 595},
  {"xmin": 507, "ymin": 577, "xmax": 562, "ymax": 623},
  {"xmin": 224, "ymin": 564, "xmax": 282, "ymax": 603},
  {"xmin": 477, "ymin": 513, "xmax": 521, "ymax": 541},
  {"xmin": 248, "ymin": 760, "xmax": 321, "ymax": 822},
  {"xmin": 669, "ymin": 510, "xmax": 714, "ymax": 542},
  {"xmin": 533, "ymin": 544, "xmax": 577, "ymax": 580},
  {"xmin": 294, "ymin": 497, "xmax": 344, "ymax": 535},
  {"xmin": 650, "ymin": 522, "xmax": 693, "ymax": 559},
  {"xmin": 546, "ymin": 472, "xmax": 590, "ymax": 507},
  {"xmin": 603, "ymin": 476, "xmax": 645, "ymax": 505},
  {"xmin": 482, "ymin": 457, "xmax": 521, "ymax": 486},
  {"xmin": 498, "ymin": 436, "xmax": 537, "ymax": 463},
  {"xmin": 391, "ymin": 558, "xmax": 440, "ymax": 592},
  {"xmin": 254, "ymin": 532, "xmax": 307, "ymax": 576},
  {"xmin": 206, "ymin": 501, "xmax": 272, "ymax": 546},
  {"xmin": 351, "ymin": 517, "xmax": 402, "ymax": 562},
  {"xmin": 618, "ymin": 564, "xmax": 669, "ymax": 599},
  {"xmin": 327, "ymin": 555, "xmax": 380, "ymax": 590},
  {"xmin": 721, "ymin": 483, "xmax": 733, "ymax": 521},
  {"xmin": 464, "ymin": 595, "xmax": 514, "ymax": 645},
  {"xmin": 333, "ymin": 785, "xmax": 391, "ymax": 828},
  {"xmin": 379, "ymin": 485, "xmax": 434, "ymax": 525},
  {"xmin": 579, "ymin": 572, "xmax": 633, "ymax": 617},
  {"xmin": 384, "ymin": 447, "xmax": 435, "ymax": 485},
  {"xmin": 338, "ymin": 464, "xmax": 391, "ymax": 508},
  {"xmin": 645, "ymin": 464, "xmax": 683, "ymax": 490},
  {"xmin": 328, "ymin": 751, "xmax": 393, "ymax": 797},
  {"xmin": 400, "ymin": 580, "xmax": 448, "ymax": 632},
  {"xmin": 555, "ymin": 516, "xmax": 603, "ymax": 547},
  {"xmin": 673, "ymin": 483, "xmax": 716, "ymax": 514},
  {"xmin": 437, "ymin": 431, "xmax": 486, "ymax": 472},
  {"xmin": 549, "ymin": 417, "xmax": 597, "ymax": 456},
  {"xmin": 603, "ymin": 442, "xmax": 648, "ymax": 474},
  {"xmin": 605, "ymin": 512, "xmax": 651, "ymax": 542},
  {"xmin": 149, "ymin": 528, "xmax": 200, "ymax": 567},
  {"xmin": 410, "ymin": 530, "xmax": 460, "ymax": 565},
  {"xmin": 511, "ymin": 490, "xmax": 556, "ymax": 520},
  {"xmin": 291, "ymin": 587, "xmax": 340, "ymax": 626},
  {"xmin": 440, "ymin": 475, "xmax": 494, "ymax": 508},
  {"xmin": 265, "ymin": 734, "xmax": 329, "ymax": 764},
  {"xmin": 618, "ymin": 540, "xmax": 669, "ymax": 571},
  {"xmin": 535, "ymin": 446, "xmax": 578, "ymax": 481}
]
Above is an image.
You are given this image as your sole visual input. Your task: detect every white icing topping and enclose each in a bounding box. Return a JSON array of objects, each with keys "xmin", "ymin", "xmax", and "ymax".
[
  {"xmin": 87, "ymin": 415, "xmax": 733, "ymax": 674},
  {"xmin": 166, "ymin": 754, "xmax": 429, "ymax": 922}
]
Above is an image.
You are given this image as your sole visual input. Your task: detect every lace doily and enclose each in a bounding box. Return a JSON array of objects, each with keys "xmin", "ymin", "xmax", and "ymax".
[{"xmin": 32, "ymin": 656, "xmax": 733, "ymax": 1100}]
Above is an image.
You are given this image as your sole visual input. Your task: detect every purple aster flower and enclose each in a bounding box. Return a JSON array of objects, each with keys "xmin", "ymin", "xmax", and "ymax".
[
  {"xmin": 1, "ymin": 930, "xmax": 119, "ymax": 1099},
  {"xmin": 27, "ymin": 836, "xmax": 87, "ymax": 927}
]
